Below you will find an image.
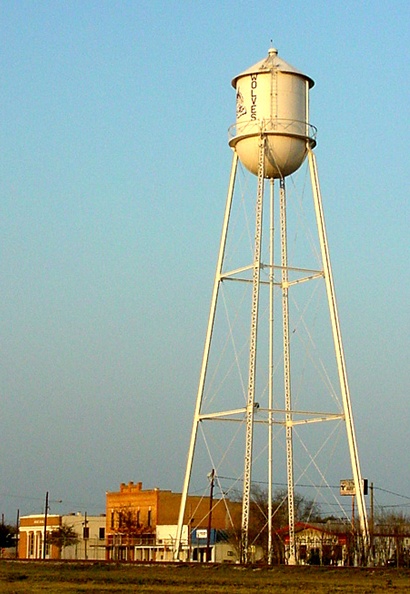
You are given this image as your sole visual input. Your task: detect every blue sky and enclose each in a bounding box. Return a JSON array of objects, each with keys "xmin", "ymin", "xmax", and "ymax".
[{"xmin": 0, "ymin": 1, "xmax": 409, "ymax": 521}]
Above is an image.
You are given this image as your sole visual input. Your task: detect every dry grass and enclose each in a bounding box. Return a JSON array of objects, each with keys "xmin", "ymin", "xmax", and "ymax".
[{"xmin": 0, "ymin": 561, "xmax": 409, "ymax": 593}]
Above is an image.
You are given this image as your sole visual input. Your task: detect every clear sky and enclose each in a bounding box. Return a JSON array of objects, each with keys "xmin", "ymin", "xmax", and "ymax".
[{"xmin": 1, "ymin": 1, "xmax": 409, "ymax": 522}]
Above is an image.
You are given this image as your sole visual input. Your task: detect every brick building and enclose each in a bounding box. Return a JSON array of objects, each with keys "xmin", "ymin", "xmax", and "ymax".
[
  {"xmin": 19, "ymin": 514, "xmax": 61, "ymax": 559},
  {"xmin": 106, "ymin": 481, "xmax": 241, "ymax": 561}
]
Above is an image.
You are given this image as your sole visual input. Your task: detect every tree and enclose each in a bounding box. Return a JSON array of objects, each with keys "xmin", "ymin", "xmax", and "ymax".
[
  {"xmin": 114, "ymin": 507, "xmax": 153, "ymax": 538},
  {"xmin": 48, "ymin": 524, "xmax": 79, "ymax": 553},
  {"xmin": 0, "ymin": 523, "xmax": 17, "ymax": 549},
  {"xmin": 374, "ymin": 511, "xmax": 410, "ymax": 567},
  {"xmin": 111, "ymin": 506, "xmax": 154, "ymax": 561},
  {"xmin": 228, "ymin": 485, "xmax": 321, "ymax": 563}
]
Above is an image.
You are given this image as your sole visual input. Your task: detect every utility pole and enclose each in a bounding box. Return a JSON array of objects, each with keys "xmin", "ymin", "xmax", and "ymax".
[
  {"xmin": 83, "ymin": 511, "xmax": 88, "ymax": 560},
  {"xmin": 370, "ymin": 482, "xmax": 374, "ymax": 559},
  {"xmin": 15, "ymin": 509, "xmax": 20, "ymax": 559},
  {"xmin": 206, "ymin": 469, "xmax": 215, "ymax": 562},
  {"xmin": 43, "ymin": 491, "xmax": 49, "ymax": 560}
]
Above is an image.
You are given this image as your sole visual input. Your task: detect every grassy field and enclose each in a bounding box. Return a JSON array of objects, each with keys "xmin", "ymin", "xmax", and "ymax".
[{"xmin": 0, "ymin": 561, "xmax": 409, "ymax": 593}]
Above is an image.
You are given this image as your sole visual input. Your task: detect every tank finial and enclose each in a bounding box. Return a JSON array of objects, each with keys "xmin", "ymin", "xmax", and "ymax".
[{"xmin": 268, "ymin": 42, "xmax": 278, "ymax": 56}]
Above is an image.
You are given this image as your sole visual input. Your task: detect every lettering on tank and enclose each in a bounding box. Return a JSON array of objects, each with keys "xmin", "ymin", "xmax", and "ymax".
[
  {"xmin": 236, "ymin": 89, "xmax": 247, "ymax": 118},
  {"xmin": 250, "ymin": 75, "xmax": 257, "ymax": 120}
]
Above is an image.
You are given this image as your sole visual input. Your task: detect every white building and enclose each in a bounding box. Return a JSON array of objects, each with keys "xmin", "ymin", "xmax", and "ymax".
[{"xmin": 18, "ymin": 513, "xmax": 106, "ymax": 560}]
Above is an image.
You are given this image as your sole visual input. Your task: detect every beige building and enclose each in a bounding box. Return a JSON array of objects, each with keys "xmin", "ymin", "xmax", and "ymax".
[{"xmin": 18, "ymin": 513, "xmax": 106, "ymax": 560}]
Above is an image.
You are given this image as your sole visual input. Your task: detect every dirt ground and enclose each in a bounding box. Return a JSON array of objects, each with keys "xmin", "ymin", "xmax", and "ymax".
[{"xmin": 0, "ymin": 561, "xmax": 409, "ymax": 593}]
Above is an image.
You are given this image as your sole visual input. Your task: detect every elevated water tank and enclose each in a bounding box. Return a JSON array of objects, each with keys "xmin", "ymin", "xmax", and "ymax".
[{"xmin": 229, "ymin": 47, "xmax": 316, "ymax": 179}]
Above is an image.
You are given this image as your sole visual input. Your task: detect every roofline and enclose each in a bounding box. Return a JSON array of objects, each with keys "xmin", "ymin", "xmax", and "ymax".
[{"xmin": 231, "ymin": 48, "xmax": 314, "ymax": 89}]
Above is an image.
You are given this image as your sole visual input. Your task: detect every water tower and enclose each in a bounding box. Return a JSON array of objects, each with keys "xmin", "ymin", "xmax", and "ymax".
[{"xmin": 174, "ymin": 48, "xmax": 369, "ymax": 564}]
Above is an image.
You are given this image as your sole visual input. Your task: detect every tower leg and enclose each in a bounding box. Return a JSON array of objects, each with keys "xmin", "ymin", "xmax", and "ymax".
[
  {"xmin": 173, "ymin": 153, "xmax": 239, "ymax": 560},
  {"xmin": 307, "ymin": 148, "xmax": 370, "ymax": 557},
  {"xmin": 241, "ymin": 136, "xmax": 265, "ymax": 563},
  {"xmin": 279, "ymin": 177, "xmax": 296, "ymax": 565},
  {"xmin": 267, "ymin": 178, "xmax": 275, "ymax": 565}
]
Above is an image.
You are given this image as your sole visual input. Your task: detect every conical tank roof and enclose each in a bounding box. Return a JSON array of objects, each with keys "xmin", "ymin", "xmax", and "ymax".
[{"xmin": 231, "ymin": 47, "xmax": 315, "ymax": 89}]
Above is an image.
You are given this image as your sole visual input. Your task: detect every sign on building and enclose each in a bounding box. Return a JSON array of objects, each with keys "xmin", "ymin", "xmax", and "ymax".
[{"xmin": 196, "ymin": 529, "xmax": 208, "ymax": 539}]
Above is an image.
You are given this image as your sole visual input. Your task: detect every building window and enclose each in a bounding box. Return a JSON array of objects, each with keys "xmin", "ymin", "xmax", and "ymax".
[
  {"xmin": 83, "ymin": 527, "xmax": 89, "ymax": 539},
  {"xmin": 147, "ymin": 508, "xmax": 151, "ymax": 528},
  {"xmin": 110, "ymin": 512, "xmax": 115, "ymax": 530},
  {"xmin": 38, "ymin": 533, "xmax": 42, "ymax": 558},
  {"xmin": 99, "ymin": 527, "xmax": 105, "ymax": 540},
  {"xmin": 29, "ymin": 532, "xmax": 34, "ymax": 556}
]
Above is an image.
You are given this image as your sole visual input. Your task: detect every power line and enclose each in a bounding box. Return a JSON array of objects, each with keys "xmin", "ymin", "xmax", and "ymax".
[
  {"xmin": 374, "ymin": 486, "xmax": 410, "ymax": 501},
  {"xmin": 217, "ymin": 475, "xmax": 410, "ymax": 503}
]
